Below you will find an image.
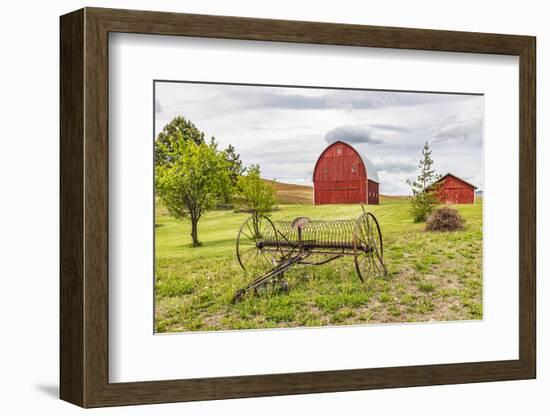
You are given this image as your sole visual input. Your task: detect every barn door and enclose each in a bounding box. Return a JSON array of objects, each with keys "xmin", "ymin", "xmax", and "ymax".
[{"xmin": 330, "ymin": 188, "xmax": 350, "ymax": 204}]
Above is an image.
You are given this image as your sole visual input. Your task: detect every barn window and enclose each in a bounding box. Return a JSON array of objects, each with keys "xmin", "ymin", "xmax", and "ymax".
[
  {"xmin": 323, "ymin": 168, "xmax": 329, "ymax": 174},
  {"xmin": 351, "ymin": 166, "xmax": 357, "ymax": 173},
  {"xmin": 336, "ymin": 147, "xmax": 342, "ymax": 155}
]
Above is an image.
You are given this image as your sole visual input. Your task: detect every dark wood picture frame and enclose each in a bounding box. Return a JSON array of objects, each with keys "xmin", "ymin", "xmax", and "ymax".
[{"xmin": 60, "ymin": 7, "xmax": 536, "ymax": 408}]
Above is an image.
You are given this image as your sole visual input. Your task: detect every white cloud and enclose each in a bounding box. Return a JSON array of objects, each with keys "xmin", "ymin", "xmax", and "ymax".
[
  {"xmin": 374, "ymin": 158, "xmax": 418, "ymax": 174},
  {"xmin": 325, "ymin": 125, "xmax": 384, "ymax": 144},
  {"xmin": 433, "ymin": 118, "xmax": 482, "ymax": 142}
]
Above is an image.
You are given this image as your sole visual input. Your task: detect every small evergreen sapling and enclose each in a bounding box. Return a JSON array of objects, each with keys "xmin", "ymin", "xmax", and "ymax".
[{"xmin": 407, "ymin": 141, "xmax": 441, "ymax": 222}]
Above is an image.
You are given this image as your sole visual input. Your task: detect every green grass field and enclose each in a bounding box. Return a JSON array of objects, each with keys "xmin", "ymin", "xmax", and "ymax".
[{"xmin": 155, "ymin": 189, "xmax": 483, "ymax": 332}]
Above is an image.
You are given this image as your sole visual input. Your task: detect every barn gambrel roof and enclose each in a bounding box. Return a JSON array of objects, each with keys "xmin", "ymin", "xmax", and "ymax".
[
  {"xmin": 358, "ymin": 152, "xmax": 380, "ymax": 184},
  {"xmin": 321, "ymin": 140, "xmax": 380, "ymax": 183}
]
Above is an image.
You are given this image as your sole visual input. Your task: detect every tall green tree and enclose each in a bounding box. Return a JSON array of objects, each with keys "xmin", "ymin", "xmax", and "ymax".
[
  {"xmin": 235, "ymin": 165, "xmax": 277, "ymax": 234},
  {"xmin": 155, "ymin": 116, "xmax": 206, "ymax": 167},
  {"xmin": 220, "ymin": 144, "xmax": 245, "ymax": 202},
  {"xmin": 155, "ymin": 133, "xmax": 230, "ymax": 246},
  {"xmin": 407, "ymin": 141, "xmax": 441, "ymax": 222},
  {"xmin": 223, "ymin": 144, "xmax": 245, "ymax": 186}
]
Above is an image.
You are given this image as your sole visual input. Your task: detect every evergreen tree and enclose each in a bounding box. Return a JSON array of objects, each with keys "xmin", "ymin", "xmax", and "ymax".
[
  {"xmin": 407, "ymin": 141, "xmax": 441, "ymax": 222},
  {"xmin": 220, "ymin": 144, "xmax": 245, "ymax": 203},
  {"xmin": 223, "ymin": 144, "xmax": 245, "ymax": 186}
]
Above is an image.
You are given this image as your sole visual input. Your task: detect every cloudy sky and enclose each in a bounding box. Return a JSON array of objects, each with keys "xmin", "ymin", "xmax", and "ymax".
[{"xmin": 155, "ymin": 81, "xmax": 483, "ymax": 195}]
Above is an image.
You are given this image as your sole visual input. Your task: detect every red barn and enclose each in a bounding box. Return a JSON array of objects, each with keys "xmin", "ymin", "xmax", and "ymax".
[
  {"xmin": 430, "ymin": 173, "xmax": 477, "ymax": 204},
  {"xmin": 313, "ymin": 141, "xmax": 380, "ymax": 205}
]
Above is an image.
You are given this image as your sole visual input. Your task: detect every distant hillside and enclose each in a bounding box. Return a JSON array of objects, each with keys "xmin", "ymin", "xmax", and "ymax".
[
  {"xmin": 263, "ymin": 179, "xmax": 406, "ymax": 205},
  {"xmin": 379, "ymin": 194, "xmax": 408, "ymax": 202},
  {"xmin": 263, "ymin": 179, "xmax": 313, "ymax": 204}
]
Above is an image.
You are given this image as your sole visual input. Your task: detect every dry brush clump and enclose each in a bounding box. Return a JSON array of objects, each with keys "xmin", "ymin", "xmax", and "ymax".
[{"xmin": 426, "ymin": 206, "xmax": 465, "ymax": 232}]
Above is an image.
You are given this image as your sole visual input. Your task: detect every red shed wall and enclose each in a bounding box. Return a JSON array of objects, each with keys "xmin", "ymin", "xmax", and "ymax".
[
  {"xmin": 313, "ymin": 142, "xmax": 367, "ymax": 204},
  {"xmin": 435, "ymin": 175, "xmax": 475, "ymax": 204},
  {"xmin": 368, "ymin": 180, "xmax": 379, "ymax": 205}
]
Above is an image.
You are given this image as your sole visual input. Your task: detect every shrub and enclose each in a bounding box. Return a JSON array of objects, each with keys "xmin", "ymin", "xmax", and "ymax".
[
  {"xmin": 235, "ymin": 165, "xmax": 277, "ymax": 228},
  {"xmin": 426, "ymin": 206, "xmax": 465, "ymax": 232}
]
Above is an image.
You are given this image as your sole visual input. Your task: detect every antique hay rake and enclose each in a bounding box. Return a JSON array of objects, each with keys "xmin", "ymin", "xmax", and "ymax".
[{"xmin": 233, "ymin": 205, "xmax": 387, "ymax": 302}]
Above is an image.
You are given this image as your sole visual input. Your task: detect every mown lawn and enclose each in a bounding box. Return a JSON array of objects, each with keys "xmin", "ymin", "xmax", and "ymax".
[{"xmin": 155, "ymin": 197, "xmax": 483, "ymax": 332}]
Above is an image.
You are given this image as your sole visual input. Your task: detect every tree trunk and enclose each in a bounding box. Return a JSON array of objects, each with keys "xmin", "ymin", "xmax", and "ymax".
[
  {"xmin": 190, "ymin": 217, "xmax": 200, "ymax": 247},
  {"xmin": 252, "ymin": 212, "xmax": 260, "ymax": 238}
]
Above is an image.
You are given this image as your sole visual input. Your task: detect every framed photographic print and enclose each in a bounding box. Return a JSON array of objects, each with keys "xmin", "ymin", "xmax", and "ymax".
[{"xmin": 60, "ymin": 7, "xmax": 536, "ymax": 408}]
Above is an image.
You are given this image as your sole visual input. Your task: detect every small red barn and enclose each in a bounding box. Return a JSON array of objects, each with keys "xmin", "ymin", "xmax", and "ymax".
[
  {"xmin": 430, "ymin": 173, "xmax": 477, "ymax": 204},
  {"xmin": 313, "ymin": 141, "xmax": 380, "ymax": 205}
]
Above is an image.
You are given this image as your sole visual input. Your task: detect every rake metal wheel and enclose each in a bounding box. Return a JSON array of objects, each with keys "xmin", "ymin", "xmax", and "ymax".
[
  {"xmin": 353, "ymin": 212, "xmax": 387, "ymax": 282},
  {"xmin": 236, "ymin": 215, "xmax": 280, "ymax": 271}
]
